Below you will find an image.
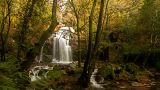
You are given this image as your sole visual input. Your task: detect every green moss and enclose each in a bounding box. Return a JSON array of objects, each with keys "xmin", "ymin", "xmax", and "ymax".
[
  {"xmin": 47, "ymin": 69, "xmax": 64, "ymax": 80},
  {"xmin": 98, "ymin": 64, "xmax": 117, "ymax": 80},
  {"xmin": 98, "ymin": 63, "xmax": 151, "ymax": 81},
  {"xmin": 29, "ymin": 68, "xmax": 64, "ymax": 90}
]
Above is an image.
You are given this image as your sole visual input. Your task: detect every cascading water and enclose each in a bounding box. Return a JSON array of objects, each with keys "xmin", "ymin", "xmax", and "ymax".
[
  {"xmin": 90, "ymin": 69, "xmax": 104, "ymax": 89},
  {"xmin": 29, "ymin": 65, "xmax": 53, "ymax": 81},
  {"xmin": 36, "ymin": 26, "xmax": 74, "ymax": 64},
  {"xmin": 52, "ymin": 27, "xmax": 73, "ymax": 64},
  {"xmin": 29, "ymin": 0, "xmax": 75, "ymax": 82}
]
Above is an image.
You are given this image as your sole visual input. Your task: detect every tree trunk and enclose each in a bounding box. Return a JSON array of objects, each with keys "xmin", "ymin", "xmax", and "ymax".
[
  {"xmin": 104, "ymin": 0, "xmax": 110, "ymax": 31},
  {"xmin": 20, "ymin": 0, "xmax": 58, "ymax": 71},
  {"xmin": 0, "ymin": 0, "xmax": 12, "ymax": 62},
  {"xmin": 87, "ymin": 0, "xmax": 105, "ymax": 85},
  {"xmin": 0, "ymin": 17, "xmax": 5, "ymax": 61},
  {"xmin": 0, "ymin": 0, "xmax": 6, "ymax": 62},
  {"xmin": 17, "ymin": 0, "xmax": 37, "ymax": 59},
  {"xmin": 78, "ymin": 0, "xmax": 97, "ymax": 87},
  {"xmin": 4, "ymin": 0, "xmax": 12, "ymax": 47},
  {"xmin": 77, "ymin": 18, "xmax": 81, "ymax": 67},
  {"xmin": 78, "ymin": 0, "xmax": 105, "ymax": 87},
  {"xmin": 70, "ymin": 0, "xmax": 81, "ymax": 67}
]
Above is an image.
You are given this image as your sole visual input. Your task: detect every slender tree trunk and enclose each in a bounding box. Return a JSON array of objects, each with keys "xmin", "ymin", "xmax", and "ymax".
[
  {"xmin": 0, "ymin": 17, "xmax": 5, "ymax": 61},
  {"xmin": 78, "ymin": 0, "xmax": 97, "ymax": 87},
  {"xmin": 0, "ymin": 0, "xmax": 11, "ymax": 62},
  {"xmin": 70, "ymin": 0, "xmax": 81, "ymax": 67},
  {"xmin": 104, "ymin": 0, "xmax": 110, "ymax": 31},
  {"xmin": 79, "ymin": 0, "xmax": 105, "ymax": 88},
  {"xmin": 87, "ymin": 0, "xmax": 105, "ymax": 84},
  {"xmin": 77, "ymin": 17, "xmax": 81, "ymax": 67},
  {"xmin": 4, "ymin": 0, "xmax": 12, "ymax": 52},
  {"xmin": 0, "ymin": 1, "xmax": 5, "ymax": 61},
  {"xmin": 37, "ymin": 0, "xmax": 58, "ymax": 49},
  {"xmin": 0, "ymin": 33, "xmax": 5, "ymax": 62},
  {"xmin": 103, "ymin": 0, "xmax": 110, "ymax": 61},
  {"xmin": 17, "ymin": 0, "xmax": 37, "ymax": 59}
]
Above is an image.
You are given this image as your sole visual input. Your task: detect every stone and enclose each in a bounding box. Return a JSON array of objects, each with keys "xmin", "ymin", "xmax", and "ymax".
[{"xmin": 131, "ymin": 82, "xmax": 144, "ymax": 87}]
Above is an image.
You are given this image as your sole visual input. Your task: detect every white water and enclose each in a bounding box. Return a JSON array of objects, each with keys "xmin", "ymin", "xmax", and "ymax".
[
  {"xmin": 39, "ymin": 43, "xmax": 45, "ymax": 63},
  {"xmin": 52, "ymin": 27, "xmax": 73, "ymax": 64},
  {"xmin": 29, "ymin": 65, "xmax": 53, "ymax": 81},
  {"xmin": 36, "ymin": 27, "xmax": 74, "ymax": 64},
  {"xmin": 30, "ymin": 0, "xmax": 74, "ymax": 82},
  {"xmin": 37, "ymin": 0, "xmax": 74, "ymax": 64},
  {"xmin": 90, "ymin": 69, "xmax": 104, "ymax": 89}
]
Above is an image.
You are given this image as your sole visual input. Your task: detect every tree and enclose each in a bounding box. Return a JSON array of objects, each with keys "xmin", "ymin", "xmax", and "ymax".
[
  {"xmin": 137, "ymin": 0, "xmax": 160, "ymax": 66},
  {"xmin": 78, "ymin": 0, "xmax": 105, "ymax": 87},
  {"xmin": 17, "ymin": 0, "xmax": 38, "ymax": 59},
  {"xmin": 20, "ymin": 0, "xmax": 58, "ymax": 71},
  {"xmin": 78, "ymin": 0, "xmax": 97, "ymax": 87},
  {"xmin": 0, "ymin": 0, "xmax": 12, "ymax": 62},
  {"xmin": 69, "ymin": 0, "xmax": 81, "ymax": 67}
]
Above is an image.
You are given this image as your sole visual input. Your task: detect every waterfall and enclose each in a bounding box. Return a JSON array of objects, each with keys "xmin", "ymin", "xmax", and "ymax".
[
  {"xmin": 52, "ymin": 27, "xmax": 73, "ymax": 64},
  {"xmin": 37, "ymin": 27, "xmax": 74, "ymax": 64},
  {"xmin": 29, "ymin": 65, "xmax": 53, "ymax": 81},
  {"xmin": 39, "ymin": 43, "xmax": 45, "ymax": 63},
  {"xmin": 90, "ymin": 69, "xmax": 104, "ymax": 89}
]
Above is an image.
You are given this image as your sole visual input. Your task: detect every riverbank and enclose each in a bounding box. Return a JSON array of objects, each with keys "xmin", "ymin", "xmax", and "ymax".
[{"xmin": 27, "ymin": 61, "xmax": 160, "ymax": 90}]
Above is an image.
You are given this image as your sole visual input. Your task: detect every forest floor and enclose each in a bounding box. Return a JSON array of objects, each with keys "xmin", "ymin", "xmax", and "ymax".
[
  {"xmin": 54, "ymin": 69, "xmax": 160, "ymax": 90},
  {"xmin": 46, "ymin": 70, "xmax": 160, "ymax": 90},
  {"xmin": 29, "ymin": 61, "xmax": 160, "ymax": 90}
]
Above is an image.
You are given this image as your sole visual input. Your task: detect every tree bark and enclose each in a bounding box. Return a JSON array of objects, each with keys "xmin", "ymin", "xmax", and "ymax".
[
  {"xmin": 20, "ymin": 0, "xmax": 58, "ymax": 71},
  {"xmin": 103, "ymin": 0, "xmax": 110, "ymax": 31},
  {"xmin": 4, "ymin": 0, "xmax": 12, "ymax": 47},
  {"xmin": 0, "ymin": 0, "xmax": 12, "ymax": 62},
  {"xmin": 87, "ymin": 0, "xmax": 105, "ymax": 86},
  {"xmin": 17, "ymin": 0, "xmax": 38, "ymax": 59},
  {"xmin": 78, "ymin": 0, "xmax": 97, "ymax": 87},
  {"xmin": 77, "ymin": 18, "xmax": 81, "ymax": 67},
  {"xmin": 0, "ymin": 0, "xmax": 6, "ymax": 62}
]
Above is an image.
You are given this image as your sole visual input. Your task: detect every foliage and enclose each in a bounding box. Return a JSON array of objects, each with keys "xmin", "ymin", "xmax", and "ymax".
[
  {"xmin": 29, "ymin": 79, "xmax": 50, "ymax": 90},
  {"xmin": 98, "ymin": 63, "xmax": 120, "ymax": 80},
  {"xmin": 0, "ymin": 75, "xmax": 17, "ymax": 90},
  {"xmin": 0, "ymin": 0, "xmax": 160, "ymax": 89},
  {"xmin": 98, "ymin": 63, "xmax": 153, "ymax": 81},
  {"xmin": 0, "ymin": 54, "xmax": 30, "ymax": 89},
  {"xmin": 47, "ymin": 69, "xmax": 64, "ymax": 80},
  {"xmin": 14, "ymin": 72, "xmax": 30, "ymax": 89},
  {"xmin": 29, "ymin": 68, "xmax": 65, "ymax": 90}
]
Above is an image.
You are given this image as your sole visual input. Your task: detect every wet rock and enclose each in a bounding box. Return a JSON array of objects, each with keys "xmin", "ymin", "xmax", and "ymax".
[
  {"xmin": 65, "ymin": 67, "xmax": 75, "ymax": 75},
  {"xmin": 116, "ymin": 80, "xmax": 130, "ymax": 89},
  {"xmin": 150, "ymin": 82, "xmax": 156, "ymax": 86},
  {"xmin": 131, "ymin": 82, "xmax": 144, "ymax": 87},
  {"xmin": 69, "ymin": 61, "xmax": 78, "ymax": 68}
]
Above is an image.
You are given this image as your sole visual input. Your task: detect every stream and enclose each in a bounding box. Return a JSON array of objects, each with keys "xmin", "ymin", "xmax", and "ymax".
[
  {"xmin": 29, "ymin": 64, "xmax": 103, "ymax": 90},
  {"xmin": 90, "ymin": 69, "xmax": 104, "ymax": 89},
  {"xmin": 29, "ymin": 64, "xmax": 160, "ymax": 90}
]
